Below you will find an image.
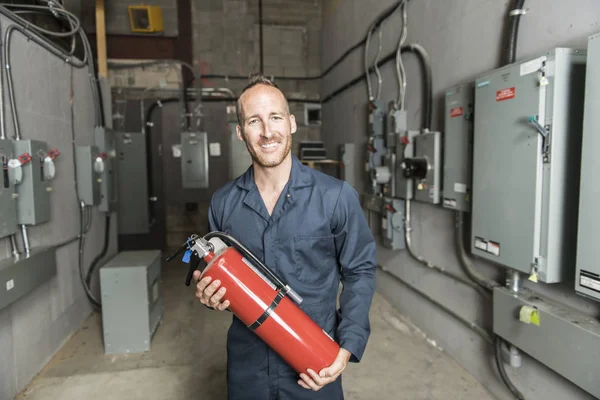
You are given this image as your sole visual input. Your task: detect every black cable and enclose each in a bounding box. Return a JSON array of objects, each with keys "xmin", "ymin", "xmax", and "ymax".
[
  {"xmin": 85, "ymin": 214, "xmax": 111, "ymax": 290},
  {"xmin": 495, "ymin": 336, "xmax": 526, "ymax": 400},
  {"xmin": 506, "ymin": 0, "xmax": 526, "ymax": 65}
]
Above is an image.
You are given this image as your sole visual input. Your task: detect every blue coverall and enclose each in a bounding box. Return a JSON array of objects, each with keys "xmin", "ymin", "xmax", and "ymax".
[{"xmin": 208, "ymin": 155, "xmax": 377, "ymax": 400}]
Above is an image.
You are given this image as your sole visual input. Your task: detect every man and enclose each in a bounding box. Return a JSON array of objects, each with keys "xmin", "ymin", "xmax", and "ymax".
[{"xmin": 191, "ymin": 74, "xmax": 377, "ymax": 400}]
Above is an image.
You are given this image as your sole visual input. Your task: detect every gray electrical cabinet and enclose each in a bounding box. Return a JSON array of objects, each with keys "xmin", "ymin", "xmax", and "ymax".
[
  {"xmin": 382, "ymin": 198, "xmax": 405, "ymax": 250},
  {"xmin": 340, "ymin": 143, "xmax": 355, "ymax": 189},
  {"xmin": 471, "ymin": 48, "xmax": 587, "ymax": 283},
  {"xmin": 75, "ymin": 145, "xmax": 101, "ymax": 206},
  {"xmin": 181, "ymin": 132, "xmax": 209, "ymax": 189},
  {"xmin": 0, "ymin": 138, "xmax": 17, "ymax": 238},
  {"xmin": 94, "ymin": 127, "xmax": 117, "ymax": 213},
  {"xmin": 367, "ymin": 100, "xmax": 387, "ymax": 195},
  {"xmin": 100, "ymin": 250, "xmax": 163, "ymax": 354},
  {"xmin": 576, "ymin": 34, "xmax": 600, "ymax": 301},
  {"xmin": 443, "ymin": 83, "xmax": 473, "ymax": 212},
  {"xmin": 116, "ymin": 132, "xmax": 150, "ymax": 235},
  {"xmin": 402, "ymin": 131, "xmax": 442, "ymax": 204},
  {"xmin": 12, "ymin": 139, "xmax": 51, "ymax": 225}
]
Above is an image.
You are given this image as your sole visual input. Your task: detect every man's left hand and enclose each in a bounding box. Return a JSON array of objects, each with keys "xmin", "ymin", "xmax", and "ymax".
[{"xmin": 298, "ymin": 348, "xmax": 352, "ymax": 391}]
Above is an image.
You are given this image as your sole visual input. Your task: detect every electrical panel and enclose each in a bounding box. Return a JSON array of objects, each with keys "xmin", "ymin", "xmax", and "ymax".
[
  {"xmin": 366, "ymin": 100, "xmax": 387, "ymax": 195},
  {"xmin": 116, "ymin": 132, "xmax": 150, "ymax": 235},
  {"xmin": 100, "ymin": 250, "xmax": 163, "ymax": 354},
  {"xmin": 443, "ymin": 83, "xmax": 474, "ymax": 212},
  {"xmin": 471, "ymin": 48, "xmax": 587, "ymax": 283},
  {"xmin": 382, "ymin": 198, "xmax": 405, "ymax": 250},
  {"xmin": 94, "ymin": 127, "xmax": 117, "ymax": 213},
  {"xmin": 12, "ymin": 140, "xmax": 58, "ymax": 226},
  {"xmin": 394, "ymin": 130, "xmax": 418, "ymax": 200},
  {"xmin": 576, "ymin": 34, "xmax": 600, "ymax": 301},
  {"xmin": 401, "ymin": 131, "xmax": 442, "ymax": 204},
  {"xmin": 181, "ymin": 132, "xmax": 209, "ymax": 189},
  {"xmin": 75, "ymin": 145, "xmax": 103, "ymax": 206},
  {"xmin": 340, "ymin": 143, "xmax": 355, "ymax": 189},
  {"xmin": 0, "ymin": 138, "xmax": 17, "ymax": 238}
]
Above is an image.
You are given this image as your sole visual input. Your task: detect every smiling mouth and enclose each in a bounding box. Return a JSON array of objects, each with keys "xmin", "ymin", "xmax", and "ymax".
[{"xmin": 260, "ymin": 142, "xmax": 280, "ymax": 150}]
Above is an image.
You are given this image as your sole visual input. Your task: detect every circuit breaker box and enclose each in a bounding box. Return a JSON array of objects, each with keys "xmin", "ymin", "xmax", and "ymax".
[
  {"xmin": 75, "ymin": 145, "xmax": 102, "ymax": 206},
  {"xmin": 394, "ymin": 130, "xmax": 418, "ymax": 200},
  {"xmin": 116, "ymin": 132, "xmax": 150, "ymax": 235},
  {"xmin": 94, "ymin": 127, "xmax": 117, "ymax": 213},
  {"xmin": 181, "ymin": 132, "xmax": 209, "ymax": 189},
  {"xmin": 471, "ymin": 48, "xmax": 586, "ymax": 283},
  {"xmin": 12, "ymin": 139, "xmax": 53, "ymax": 225},
  {"xmin": 382, "ymin": 198, "xmax": 405, "ymax": 250},
  {"xmin": 100, "ymin": 250, "xmax": 163, "ymax": 354},
  {"xmin": 443, "ymin": 83, "xmax": 473, "ymax": 212},
  {"xmin": 0, "ymin": 138, "xmax": 17, "ymax": 238},
  {"xmin": 367, "ymin": 100, "xmax": 387, "ymax": 195},
  {"xmin": 576, "ymin": 34, "xmax": 600, "ymax": 301},
  {"xmin": 401, "ymin": 131, "xmax": 442, "ymax": 204}
]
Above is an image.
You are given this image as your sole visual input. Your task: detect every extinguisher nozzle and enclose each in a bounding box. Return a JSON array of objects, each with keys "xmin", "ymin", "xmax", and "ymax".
[{"xmin": 285, "ymin": 286, "xmax": 303, "ymax": 305}]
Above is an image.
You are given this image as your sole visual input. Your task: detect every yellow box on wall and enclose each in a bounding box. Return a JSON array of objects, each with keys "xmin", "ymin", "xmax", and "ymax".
[{"xmin": 128, "ymin": 5, "xmax": 164, "ymax": 33}]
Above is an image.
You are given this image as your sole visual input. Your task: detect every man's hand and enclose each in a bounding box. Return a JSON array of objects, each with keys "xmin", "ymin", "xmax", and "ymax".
[
  {"xmin": 192, "ymin": 270, "xmax": 230, "ymax": 311},
  {"xmin": 298, "ymin": 348, "xmax": 351, "ymax": 391}
]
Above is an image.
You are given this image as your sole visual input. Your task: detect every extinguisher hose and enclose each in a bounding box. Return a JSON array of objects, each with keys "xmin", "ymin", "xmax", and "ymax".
[{"xmin": 204, "ymin": 231, "xmax": 303, "ymax": 304}]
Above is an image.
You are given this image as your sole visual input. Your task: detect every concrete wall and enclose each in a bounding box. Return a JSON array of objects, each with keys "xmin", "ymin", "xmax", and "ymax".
[
  {"xmin": 320, "ymin": 1, "xmax": 600, "ymax": 399},
  {"xmin": 0, "ymin": 12, "xmax": 118, "ymax": 400}
]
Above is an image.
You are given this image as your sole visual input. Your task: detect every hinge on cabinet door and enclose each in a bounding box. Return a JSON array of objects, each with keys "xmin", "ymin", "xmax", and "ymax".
[{"xmin": 529, "ymin": 116, "xmax": 551, "ymax": 163}]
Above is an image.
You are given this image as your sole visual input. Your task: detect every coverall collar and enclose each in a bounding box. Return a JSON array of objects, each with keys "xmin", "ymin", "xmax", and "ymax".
[{"xmin": 235, "ymin": 154, "xmax": 314, "ymax": 191}]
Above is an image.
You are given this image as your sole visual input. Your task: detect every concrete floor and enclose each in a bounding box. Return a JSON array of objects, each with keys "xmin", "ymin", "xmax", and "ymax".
[{"xmin": 17, "ymin": 260, "xmax": 496, "ymax": 400}]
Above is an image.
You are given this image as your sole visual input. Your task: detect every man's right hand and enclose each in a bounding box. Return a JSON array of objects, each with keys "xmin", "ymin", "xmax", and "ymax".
[{"xmin": 192, "ymin": 270, "xmax": 230, "ymax": 311}]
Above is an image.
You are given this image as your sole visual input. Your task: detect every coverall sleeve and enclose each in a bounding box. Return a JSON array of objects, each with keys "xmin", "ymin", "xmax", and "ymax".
[{"xmin": 332, "ymin": 182, "xmax": 377, "ymax": 363}]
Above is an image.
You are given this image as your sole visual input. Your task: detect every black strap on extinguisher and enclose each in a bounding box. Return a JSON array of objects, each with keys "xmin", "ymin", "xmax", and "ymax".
[{"xmin": 247, "ymin": 287, "xmax": 289, "ymax": 331}]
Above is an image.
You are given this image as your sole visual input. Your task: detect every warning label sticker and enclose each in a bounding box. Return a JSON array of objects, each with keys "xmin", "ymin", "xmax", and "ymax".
[
  {"xmin": 450, "ymin": 107, "xmax": 463, "ymax": 118},
  {"xmin": 580, "ymin": 271, "xmax": 600, "ymax": 293},
  {"xmin": 443, "ymin": 198, "xmax": 457, "ymax": 208},
  {"xmin": 474, "ymin": 237, "xmax": 500, "ymax": 256},
  {"xmin": 496, "ymin": 87, "xmax": 515, "ymax": 102}
]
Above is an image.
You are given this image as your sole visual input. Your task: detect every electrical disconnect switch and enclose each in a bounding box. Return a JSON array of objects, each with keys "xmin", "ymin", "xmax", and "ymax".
[
  {"xmin": 0, "ymin": 138, "xmax": 17, "ymax": 239},
  {"xmin": 401, "ymin": 131, "xmax": 442, "ymax": 204},
  {"xmin": 75, "ymin": 145, "xmax": 102, "ymax": 206}
]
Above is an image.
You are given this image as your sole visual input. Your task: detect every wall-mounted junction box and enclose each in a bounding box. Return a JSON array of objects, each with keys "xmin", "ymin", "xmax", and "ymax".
[
  {"xmin": 181, "ymin": 132, "xmax": 209, "ymax": 189},
  {"xmin": 493, "ymin": 286, "xmax": 600, "ymax": 398},
  {"xmin": 94, "ymin": 127, "xmax": 117, "ymax": 213},
  {"xmin": 100, "ymin": 250, "xmax": 163, "ymax": 354},
  {"xmin": 367, "ymin": 100, "xmax": 387, "ymax": 195},
  {"xmin": 471, "ymin": 48, "xmax": 586, "ymax": 283},
  {"xmin": 116, "ymin": 132, "xmax": 149, "ymax": 235},
  {"xmin": 394, "ymin": 130, "xmax": 419, "ymax": 200},
  {"xmin": 75, "ymin": 145, "xmax": 102, "ymax": 206},
  {"xmin": 382, "ymin": 198, "xmax": 405, "ymax": 250},
  {"xmin": 0, "ymin": 138, "xmax": 17, "ymax": 239},
  {"xmin": 12, "ymin": 139, "xmax": 54, "ymax": 225},
  {"xmin": 443, "ymin": 83, "xmax": 474, "ymax": 212},
  {"xmin": 401, "ymin": 131, "xmax": 442, "ymax": 204},
  {"xmin": 576, "ymin": 34, "xmax": 600, "ymax": 301}
]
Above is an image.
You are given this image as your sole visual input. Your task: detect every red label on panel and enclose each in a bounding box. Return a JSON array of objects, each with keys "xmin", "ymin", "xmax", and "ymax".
[
  {"xmin": 496, "ymin": 87, "xmax": 516, "ymax": 102},
  {"xmin": 450, "ymin": 107, "xmax": 463, "ymax": 118}
]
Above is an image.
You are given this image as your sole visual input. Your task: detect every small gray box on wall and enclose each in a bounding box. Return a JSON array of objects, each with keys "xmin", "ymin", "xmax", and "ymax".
[
  {"xmin": 0, "ymin": 138, "xmax": 17, "ymax": 239},
  {"xmin": 443, "ymin": 83, "xmax": 473, "ymax": 212},
  {"xmin": 94, "ymin": 126, "xmax": 118, "ymax": 213},
  {"xmin": 181, "ymin": 132, "xmax": 209, "ymax": 189},
  {"xmin": 100, "ymin": 250, "xmax": 163, "ymax": 355},
  {"xmin": 116, "ymin": 132, "xmax": 149, "ymax": 235},
  {"xmin": 471, "ymin": 48, "xmax": 586, "ymax": 283},
  {"xmin": 75, "ymin": 145, "xmax": 101, "ymax": 206}
]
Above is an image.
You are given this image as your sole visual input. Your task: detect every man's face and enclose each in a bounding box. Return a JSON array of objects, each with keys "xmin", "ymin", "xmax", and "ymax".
[{"xmin": 236, "ymin": 84, "xmax": 296, "ymax": 168}]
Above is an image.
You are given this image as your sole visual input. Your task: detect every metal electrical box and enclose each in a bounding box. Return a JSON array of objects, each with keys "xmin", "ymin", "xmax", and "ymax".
[
  {"xmin": 443, "ymin": 83, "xmax": 473, "ymax": 212},
  {"xmin": 402, "ymin": 131, "xmax": 442, "ymax": 204},
  {"xmin": 94, "ymin": 127, "xmax": 117, "ymax": 213},
  {"xmin": 12, "ymin": 139, "xmax": 52, "ymax": 225},
  {"xmin": 75, "ymin": 145, "xmax": 102, "ymax": 206},
  {"xmin": 367, "ymin": 100, "xmax": 387, "ymax": 195},
  {"xmin": 100, "ymin": 250, "xmax": 163, "ymax": 354},
  {"xmin": 0, "ymin": 138, "xmax": 17, "ymax": 238},
  {"xmin": 394, "ymin": 130, "xmax": 418, "ymax": 200},
  {"xmin": 471, "ymin": 48, "xmax": 587, "ymax": 283},
  {"xmin": 181, "ymin": 132, "xmax": 209, "ymax": 189},
  {"xmin": 382, "ymin": 198, "xmax": 405, "ymax": 250},
  {"xmin": 340, "ymin": 143, "xmax": 356, "ymax": 189},
  {"xmin": 116, "ymin": 132, "xmax": 150, "ymax": 235},
  {"xmin": 576, "ymin": 34, "xmax": 600, "ymax": 301}
]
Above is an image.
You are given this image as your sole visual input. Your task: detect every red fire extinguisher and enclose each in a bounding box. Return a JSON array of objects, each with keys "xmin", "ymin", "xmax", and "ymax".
[{"xmin": 167, "ymin": 232, "xmax": 340, "ymax": 375}]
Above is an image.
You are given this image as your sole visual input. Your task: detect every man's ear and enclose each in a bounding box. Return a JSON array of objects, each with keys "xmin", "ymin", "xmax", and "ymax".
[
  {"xmin": 236, "ymin": 125, "xmax": 244, "ymax": 141},
  {"xmin": 289, "ymin": 114, "xmax": 297, "ymax": 134}
]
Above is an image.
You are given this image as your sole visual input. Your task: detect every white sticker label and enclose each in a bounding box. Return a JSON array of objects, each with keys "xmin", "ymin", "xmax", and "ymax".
[
  {"xmin": 487, "ymin": 242, "xmax": 500, "ymax": 256},
  {"xmin": 454, "ymin": 183, "xmax": 467, "ymax": 194},
  {"xmin": 580, "ymin": 275, "xmax": 600, "ymax": 292},
  {"xmin": 520, "ymin": 57, "xmax": 543, "ymax": 76},
  {"xmin": 209, "ymin": 142, "xmax": 221, "ymax": 156},
  {"xmin": 171, "ymin": 144, "xmax": 182, "ymax": 158},
  {"xmin": 474, "ymin": 237, "xmax": 487, "ymax": 251},
  {"xmin": 443, "ymin": 198, "xmax": 457, "ymax": 208},
  {"xmin": 6, "ymin": 279, "xmax": 14, "ymax": 291}
]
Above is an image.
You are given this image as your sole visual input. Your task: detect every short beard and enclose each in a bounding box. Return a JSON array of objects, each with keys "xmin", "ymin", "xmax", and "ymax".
[{"xmin": 241, "ymin": 130, "xmax": 292, "ymax": 168}]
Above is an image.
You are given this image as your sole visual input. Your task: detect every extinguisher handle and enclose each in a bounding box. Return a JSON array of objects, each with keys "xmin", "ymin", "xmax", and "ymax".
[{"xmin": 185, "ymin": 253, "xmax": 201, "ymax": 286}]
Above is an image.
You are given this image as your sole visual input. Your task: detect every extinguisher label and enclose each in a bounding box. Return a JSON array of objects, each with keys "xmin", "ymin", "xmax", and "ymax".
[
  {"xmin": 450, "ymin": 107, "xmax": 463, "ymax": 118},
  {"xmin": 242, "ymin": 257, "xmax": 277, "ymax": 291},
  {"xmin": 496, "ymin": 87, "xmax": 515, "ymax": 102}
]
